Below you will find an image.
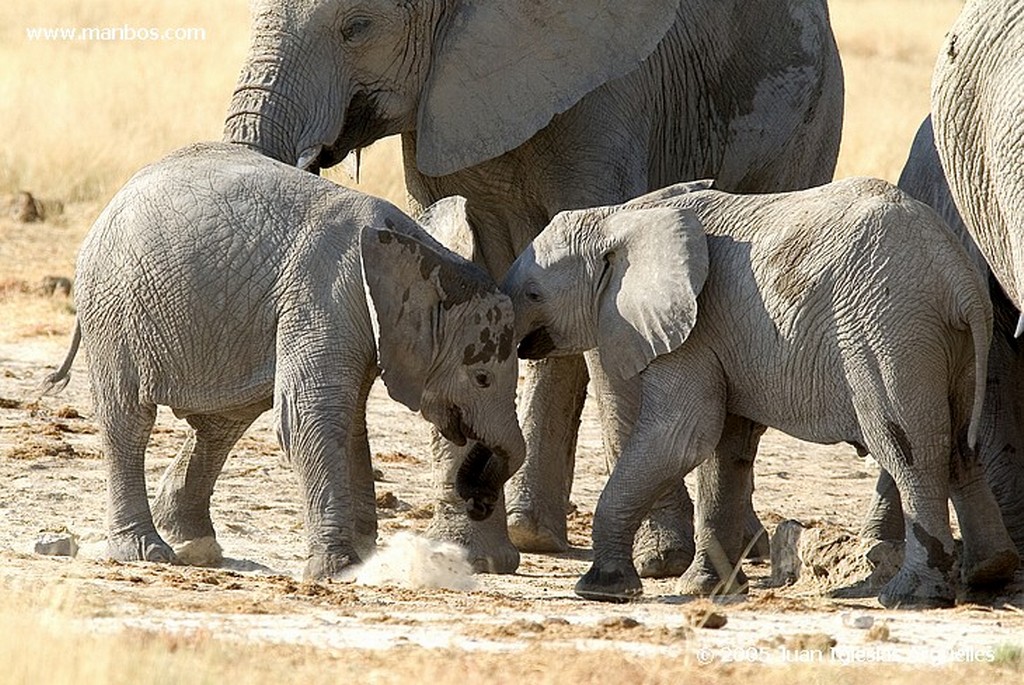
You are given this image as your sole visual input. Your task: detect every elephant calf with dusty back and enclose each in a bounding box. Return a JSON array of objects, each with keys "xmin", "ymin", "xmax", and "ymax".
[
  {"xmin": 503, "ymin": 179, "xmax": 1020, "ymax": 607},
  {"xmin": 42, "ymin": 142, "xmax": 525, "ymax": 578}
]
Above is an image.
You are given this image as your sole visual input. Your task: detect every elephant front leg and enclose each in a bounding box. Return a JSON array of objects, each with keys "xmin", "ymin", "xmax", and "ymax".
[
  {"xmin": 152, "ymin": 412, "xmax": 257, "ymax": 566},
  {"xmin": 676, "ymin": 416, "xmax": 765, "ymax": 596},
  {"xmin": 426, "ymin": 428, "xmax": 520, "ymax": 573},
  {"xmin": 585, "ymin": 350, "xmax": 697, "ymax": 577},
  {"xmin": 276, "ymin": 377, "xmax": 368, "ymax": 580},
  {"xmin": 506, "ymin": 356, "xmax": 589, "ymax": 553}
]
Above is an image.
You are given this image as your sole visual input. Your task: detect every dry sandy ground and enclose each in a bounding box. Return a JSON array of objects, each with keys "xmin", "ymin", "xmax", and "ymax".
[{"xmin": 1, "ymin": 276, "xmax": 1023, "ymax": 675}]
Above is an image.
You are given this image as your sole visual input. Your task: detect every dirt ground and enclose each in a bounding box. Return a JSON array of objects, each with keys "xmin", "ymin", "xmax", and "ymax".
[{"xmin": 1, "ymin": 204, "xmax": 1023, "ymax": 677}]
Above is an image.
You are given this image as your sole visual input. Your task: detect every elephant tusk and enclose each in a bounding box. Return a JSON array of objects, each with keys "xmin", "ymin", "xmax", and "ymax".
[
  {"xmin": 1016, "ymin": 313, "xmax": 1024, "ymax": 339},
  {"xmin": 340, "ymin": 149, "xmax": 361, "ymax": 183},
  {"xmin": 297, "ymin": 145, "xmax": 323, "ymax": 171}
]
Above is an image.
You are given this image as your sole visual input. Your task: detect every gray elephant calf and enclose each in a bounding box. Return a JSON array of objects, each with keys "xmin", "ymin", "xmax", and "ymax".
[
  {"xmin": 503, "ymin": 178, "xmax": 1020, "ymax": 607},
  {"xmin": 42, "ymin": 142, "xmax": 525, "ymax": 579}
]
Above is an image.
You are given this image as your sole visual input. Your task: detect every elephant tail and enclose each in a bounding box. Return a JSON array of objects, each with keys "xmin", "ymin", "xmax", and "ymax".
[
  {"xmin": 35, "ymin": 318, "xmax": 81, "ymax": 399},
  {"xmin": 961, "ymin": 290, "xmax": 991, "ymax": 452}
]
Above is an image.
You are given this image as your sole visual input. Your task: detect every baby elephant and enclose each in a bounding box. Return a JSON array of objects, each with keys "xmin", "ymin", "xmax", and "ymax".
[
  {"xmin": 503, "ymin": 177, "xmax": 1020, "ymax": 608},
  {"xmin": 42, "ymin": 142, "xmax": 525, "ymax": 579}
]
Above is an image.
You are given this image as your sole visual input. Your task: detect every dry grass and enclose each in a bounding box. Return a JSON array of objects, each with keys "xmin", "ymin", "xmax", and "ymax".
[
  {"xmin": 831, "ymin": 0, "xmax": 964, "ymax": 182},
  {"xmin": 0, "ymin": 0, "xmax": 405, "ymax": 207},
  {"xmin": 0, "ymin": 589, "xmax": 1021, "ymax": 685},
  {"xmin": 0, "ymin": 0, "xmax": 963, "ymax": 208}
]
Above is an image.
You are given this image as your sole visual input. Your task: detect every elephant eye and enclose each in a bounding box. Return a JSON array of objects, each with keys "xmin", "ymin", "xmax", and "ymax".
[
  {"xmin": 525, "ymin": 289, "xmax": 542, "ymax": 303},
  {"xmin": 341, "ymin": 16, "xmax": 373, "ymax": 42},
  {"xmin": 473, "ymin": 370, "xmax": 492, "ymax": 389}
]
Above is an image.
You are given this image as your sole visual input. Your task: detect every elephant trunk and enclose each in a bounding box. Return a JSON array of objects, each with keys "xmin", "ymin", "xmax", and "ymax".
[
  {"xmin": 425, "ymin": 398, "xmax": 526, "ymax": 521},
  {"xmin": 223, "ymin": 19, "xmax": 345, "ymax": 169}
]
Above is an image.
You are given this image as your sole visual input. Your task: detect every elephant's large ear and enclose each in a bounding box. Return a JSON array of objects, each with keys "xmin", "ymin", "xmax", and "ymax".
[
  {"xmin": 416, "ymin": 0, "xmax": 682, "ymax": 176},
  {"xmin": 594, "ymin": 207, "xmax": 708, "ymax": 379},
  {"xmin": 360, "ymin": 225, "xmax": 449, "ymax": 411},
  {"xmin": 418, "ymin": 196, "xmax": 476, "ymax": 261}
]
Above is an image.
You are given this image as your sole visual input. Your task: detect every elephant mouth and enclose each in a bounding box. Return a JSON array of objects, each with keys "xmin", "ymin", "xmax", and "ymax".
[
  {"xmin": 517, "ymin": 327, "xmax": 557, "ymax": 359},
  {"xmin": 456, "ymin": 442, "xmax": 508, "ymax": 521},
  {"xmin": 314, "ymin": 91, "xmax": 393, "ymax": 172},
  {"xmin": 436, "ymin": 404, "xmax": 477, "ymax": 447}
]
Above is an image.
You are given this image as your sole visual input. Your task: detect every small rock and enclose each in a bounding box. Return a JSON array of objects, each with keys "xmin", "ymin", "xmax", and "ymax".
[
  {"xmin": 38, "ymin": 276, "xmax": 72, "ymax": 298},
  {"xmin": 689, "ymin": 610, "xmax": 728, "ymax": 630},
  {"xmin": 10, "ymin": 191, "xmax": 43, "ymax": 222},
  {"xmin": 376, "ymin": 491, "xmax": 399, "ymax": 509},
  {"xmin": 598, "ymin": 616, "xmax": 641, "ymax": 629},
  {"xmin": 54, "ymin": 405, "xmax": 80, "ymax": 419},
  {"xmin": 34, "ymin": 531, "xmax": 78, "ymax": 557},
  {"xmin": 840, "ymin": 611, "xmax": 875, "ymax": 629}
]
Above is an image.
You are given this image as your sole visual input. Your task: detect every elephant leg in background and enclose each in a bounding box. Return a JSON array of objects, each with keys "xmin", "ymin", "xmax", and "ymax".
[
  {"xmin": 505, "ymin": 355, "xmax": 590, "ymax": 553},
  {"xmin": 947, "ymin": 453, "xmax": 1020, "ymax": 588},
  {"xmin": 675, "ymin": 415, "xmax": 766, "ymax": 596},
  {"xmin": 91, "ymin": 363, "xmax": 174, "ymax": 563},
  {"xmin": 860, "ymin": 469, "xmax": 905, "ymax": 542},
  {"xmin": 347, "ymin": 368, "xmax": 381, "ymax": 560},
  {"xmin": 152, "ymin": 412, "xmax": 259, "ymax": 565},
  {"xmin": 426, "ymin": 427, "xmax": 520, "ymax": 573}
]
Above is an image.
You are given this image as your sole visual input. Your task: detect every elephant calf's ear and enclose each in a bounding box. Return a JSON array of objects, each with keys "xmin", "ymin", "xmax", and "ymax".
[
  {"xmin": 596, "ymin": 207, "xmax": 709, "ymax": 379},
  {"xmin": 360, "ymin": 225, "xmax": 442, "ymax": 412}
]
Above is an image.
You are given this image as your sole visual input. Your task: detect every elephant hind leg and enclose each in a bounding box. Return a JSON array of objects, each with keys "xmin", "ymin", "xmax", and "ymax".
[
  {"xmin": 864, "ymin": 424, "xmax": 957, "ymax": 608},
  {"xmin": 949, "ymin": 453, "xmax": 1020, "ymax": 588},
  {"xmin": 152, "ymin": 411, "xmax": 259, "ymax": 566},
  {"xmin": 94, "ymin": 386, "xmax": 173, "ymax": 564},
  {"xmin": 675, "ymin": 415, "xmax": 766, "ymax": 596}
]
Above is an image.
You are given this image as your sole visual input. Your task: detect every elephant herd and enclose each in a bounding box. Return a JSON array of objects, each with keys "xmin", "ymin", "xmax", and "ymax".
[{"xmin": 41, "ymin": 0, "xmax": 1024, "ymax": 609}]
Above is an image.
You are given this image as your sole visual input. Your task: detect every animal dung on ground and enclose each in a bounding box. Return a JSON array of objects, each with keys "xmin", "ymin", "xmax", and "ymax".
[{"xmin": 352, "ymin": 532, "xmax": 477, "ymax": 591}]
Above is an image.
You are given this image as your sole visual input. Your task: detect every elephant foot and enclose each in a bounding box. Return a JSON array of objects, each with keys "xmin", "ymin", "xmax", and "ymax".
[
  {"xmin": 962, "ymin": 548, "xmax": 1019, "ymax": 588},
  {"xmin": 427, "ymin": 501, "xmax": 519, "ymax": 574},
  {"xmin": 632, "ymin": 507, "xmax": 695, "ymax": 579},
  {"xmin": 877, "ymin": 566, "xmax": 955, "ymax": 609},
  {"xmin": 304, "ymin": 548, "xmax": 361, "ymax": 581},
  {"xmin": 152, "ymin": 493, "xmax": 216, "ymax": 544},
  {"xmin": 174, "ymin": 536, "xmax": 224, "ymax": 567},
  {"xmin": 507, "ymin": 509, "xmax": 568, "ymax": 553},
  {"xmin": 107, "ymin": 529, "xmax": 179, "ymax": 564},
  {"xmin": 675, "ymin": 555, "xmax": 749, "ymax": 596},
  {"xmin": 575, "ymin": 560, "xmax": 642, "ymax": 603}
]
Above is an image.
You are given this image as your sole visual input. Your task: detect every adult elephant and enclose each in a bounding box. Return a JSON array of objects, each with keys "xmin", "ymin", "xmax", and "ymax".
[
  {"xmin": 224, "ymin": 0, "xmax": 845, "ymax": 573},
  {"xmin": 932, "ymin": 0, "xmax": 1024, "ymax": 318},
  {"xmin": 861, "ymin": 115, "xmax": 1024, "ymax": 558}
]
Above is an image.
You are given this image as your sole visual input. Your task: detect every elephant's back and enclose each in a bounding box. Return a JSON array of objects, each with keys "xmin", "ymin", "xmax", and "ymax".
[{"xmin": 73, "ymin": 143, "xmax": 363, "ymax": 411}]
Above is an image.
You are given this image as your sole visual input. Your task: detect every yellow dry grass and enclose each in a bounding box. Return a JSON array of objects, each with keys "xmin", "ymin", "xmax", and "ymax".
[
  {"xmin": 0, "ymin": 0, "xmax": 963, "ymax": 208},
  {"xmin": 0, "ymin": 588, "xmax": 1021, "ymax": 685}
]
